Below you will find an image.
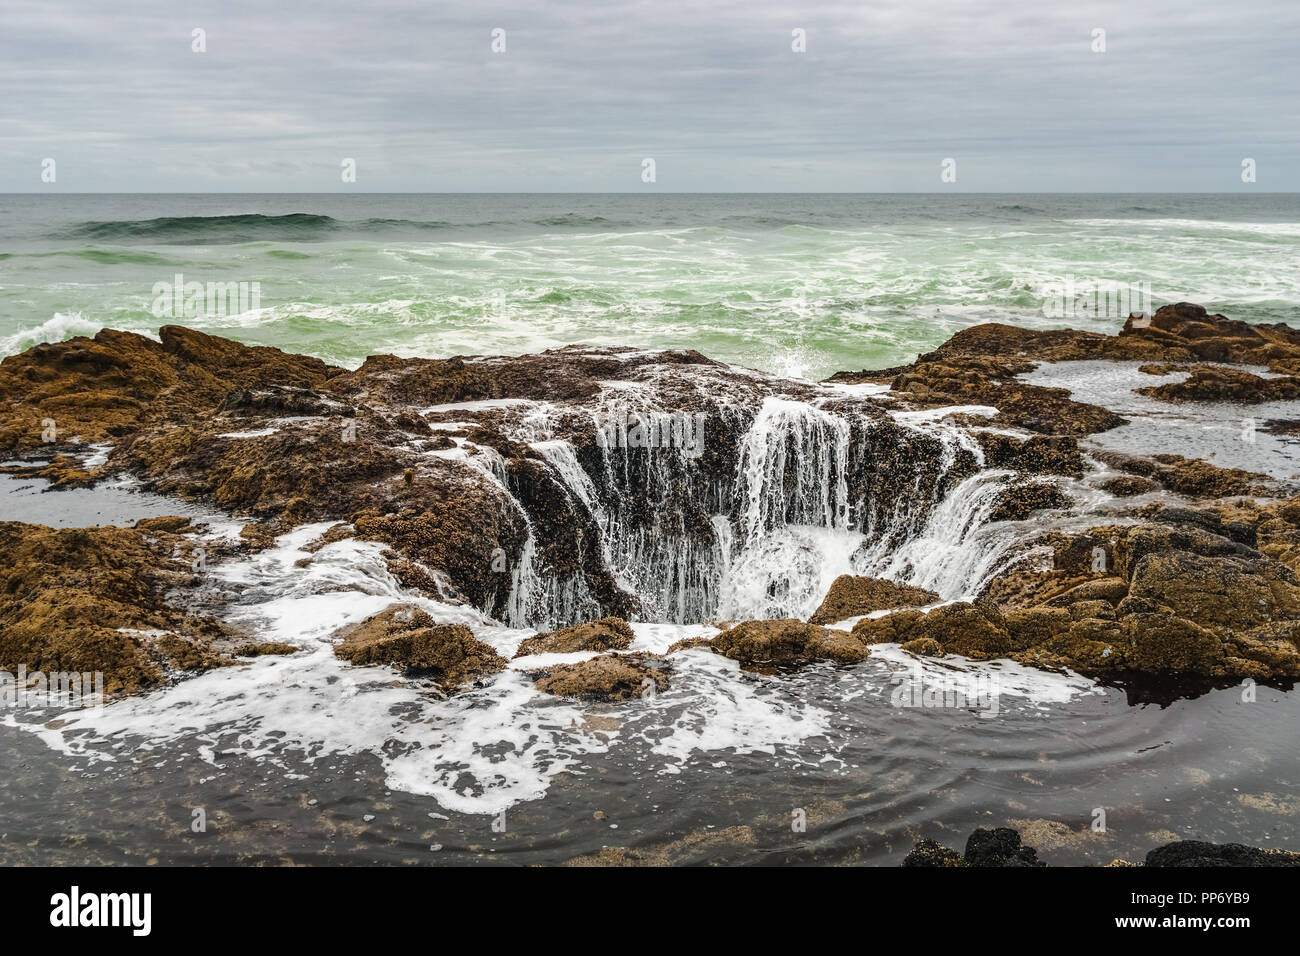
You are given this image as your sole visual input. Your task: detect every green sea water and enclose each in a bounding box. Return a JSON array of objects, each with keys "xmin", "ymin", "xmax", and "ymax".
[{"xmin": 2, "ymin": 193, "xmax": 1298, "ymax": 379}]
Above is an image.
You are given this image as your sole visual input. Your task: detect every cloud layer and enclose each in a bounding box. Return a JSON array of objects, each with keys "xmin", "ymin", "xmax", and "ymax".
[{"xmin": 1, "ymin": 0, "xmax": 1296, "ymax": 191}]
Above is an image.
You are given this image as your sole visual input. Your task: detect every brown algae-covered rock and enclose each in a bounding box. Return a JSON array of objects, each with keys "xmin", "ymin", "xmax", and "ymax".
[
  {"xmin": 334, "ymin": 605, "xmax": 506, "ymax": 687},
  {"xmin": 513, "ymin": 616, "xmax": 635, "ymax": 658},
  {"xmin": 807, "ymin": 575, "xmax": 939, "ymax": 624},
  {"xmin": 533, "ymin": 652, "xmax": 668, "ymax": 701},
  {"xmin": 0, "ymin": 521, "xmax": 233, "ymax": 695},
  {"xmin": 710, "ymin": 618, "xmax": 870, "ymax": 672}
]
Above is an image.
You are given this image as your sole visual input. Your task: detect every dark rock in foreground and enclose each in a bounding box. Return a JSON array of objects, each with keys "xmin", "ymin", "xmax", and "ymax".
[
  {"xmin": 904, "ymin": 829, "xmax": 1300, "ymax": 867},
  {"xmin": 902, "ymin": 828, "xmax": 1044, "ymax": 867},
  {"xmin": 964, "ymin": 827, "xmax": 1047, "ymax": 866},
  {"xmin": 1145, "ymin": 840, "xmax": 1300, "ymax": 867}
]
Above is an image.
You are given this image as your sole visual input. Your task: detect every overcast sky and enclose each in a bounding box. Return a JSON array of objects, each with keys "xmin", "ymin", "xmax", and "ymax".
[{"xmin": 1, "ymin": 0, "xmax": 1296, "ymax": 191}]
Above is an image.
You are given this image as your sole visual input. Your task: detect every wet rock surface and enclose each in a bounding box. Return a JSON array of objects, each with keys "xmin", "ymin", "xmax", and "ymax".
[
  {"xmin": 0, "ymin": 323, "xmax": 980, "ymax": 632},
  {"xmin": 830, "ymin": 301, "xmax": 1300, "ymax": 435},
  {"xmin": 1137, "ymin": 365, "xmax": 1300, "ymax": 404}
]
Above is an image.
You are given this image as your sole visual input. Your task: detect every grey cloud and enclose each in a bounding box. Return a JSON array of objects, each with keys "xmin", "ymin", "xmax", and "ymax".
[{"xmin": 0, "ymin": 0, "xmax": 1296, "ymax": 190}]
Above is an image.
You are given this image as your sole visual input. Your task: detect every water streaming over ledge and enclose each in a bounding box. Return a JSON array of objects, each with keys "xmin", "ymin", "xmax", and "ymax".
[{"xmin": 487, "ymin": 382, "xmax": 1014, "ymax": 629}]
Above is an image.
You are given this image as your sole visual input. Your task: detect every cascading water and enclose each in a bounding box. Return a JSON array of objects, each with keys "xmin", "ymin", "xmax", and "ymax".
[
  {"xmin": 857, "ymin": 469, "xmax": 1018, "ymax": 598},
  {"xmin": 475, "ymin": 374, "xmax": 1038, "ymax": 628}
]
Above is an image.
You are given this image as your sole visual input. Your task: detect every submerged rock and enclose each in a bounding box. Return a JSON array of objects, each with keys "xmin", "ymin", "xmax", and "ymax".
[
  {"xmin": 1146, "ymin": 454, "xmax": 1272, "ymax": 498},
  {"xmin": 533, "ymin": 652, "xmax": 668, "ymax": 701},
  {"xmin": 807, "ymin": 575, "xmax": 939, "ymax": 625},
  {"xmin": 232, "ymin": 642, "xmax": 299, "ymax": 657},
  {"xmin": 513, "ymin": 617, "xmax": 635, "ymax": 658},
  {"xmin": 333, "ymin": 605, "xmax": 506, "ymax": 687},
  {"xmin": 1099, "ymin": 474, "xmax": 1160, "ymax": 497}
]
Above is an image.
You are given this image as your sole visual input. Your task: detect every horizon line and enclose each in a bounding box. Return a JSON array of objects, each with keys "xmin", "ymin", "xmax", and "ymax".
[{"xmin": 2, "ymin": 190, "xmax": 1297, "ymax": 197}]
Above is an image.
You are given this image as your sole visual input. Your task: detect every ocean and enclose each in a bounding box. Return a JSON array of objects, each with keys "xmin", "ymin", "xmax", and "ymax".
[{"xmin": 3, "ymin": 193, "xmax": 1299, "ymax": 377}]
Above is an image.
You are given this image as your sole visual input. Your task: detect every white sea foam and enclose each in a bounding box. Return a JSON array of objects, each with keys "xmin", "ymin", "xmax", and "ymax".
[{"xmin": 0, "ymin": 313, "xmax": 106, "ymax": 355}]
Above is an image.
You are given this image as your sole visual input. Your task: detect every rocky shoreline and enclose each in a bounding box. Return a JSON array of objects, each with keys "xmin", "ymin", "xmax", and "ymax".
[{"xmin": 1, "ymin": 301, "xmax": 1299, "ymax": 702}]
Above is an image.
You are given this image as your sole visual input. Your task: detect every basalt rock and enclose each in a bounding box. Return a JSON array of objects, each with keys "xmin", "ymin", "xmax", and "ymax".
[
  {"xmin": 1099, "ymin": 474, "xmax": 1159, "ymax": 497},
  {"xmin": 963, "ymin": 828, "xmax": 1046, "ymax": 867},
  {"xmin": 853, "ymin": 600, "xmax": 1017, "ymax": 660},
  {"xmin": 232, "ymin": 642, "xmax": 299, "ymax": 657},
  {"xmin": 900, "ymin": 840, "xmax": 966, "ymax": 867},
  {"xmin": 0, "ymin": 326, "xmax": 333, "ymax": 452},
  {"xmin": 0, "ymin": 455, "xmax": 101, "ymax": 488},
  {"xmin": 513, "ymin": 617, "xmax": 635, "ymax": 657},
  {"xmin": 1127, "ymin": 551, "xmax": 1300, "ymax": 630},
  {"xmin": 807, "ymin": 575, "xmax": 939, "ymax": 625},
  {"xmin": 1144, "ymin": 841, "xmax": 1300, "ymax": 867},
  {"xmin": 333, "ymin": 605, "xmax": 506, "ymax": 687},
  {"xmin": 1147, "ymin": 455, "xmax": 1273, "ymax": 498},
  {"xmin": 1209, "ymin": 496, "xmax": 1300, "ymax": 574},
  {"xmin": 976, "ymin": 433, "xmax": 1086, "ymax": 477},
  {"xmin": 915, "ymin": 303, "xmax": 1300, "ymax": 366},
  {"xmin": 899, "ymin": 636, "xmax": 944, "ymax": 657},
  {"xmin": 5, "ymin": 309, "xmax": 1300, "ymax": 691},
  {"xmin": 831, "ymin": 356, "xmax": 1125, "ymax": 436},
  {"xmin": 1091, "ymin": 450, "xmax": 1273, "ymax": 499},
  {"xmin": 3, "ymin": 326, "xmax": 980, "ymax": 632}
]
